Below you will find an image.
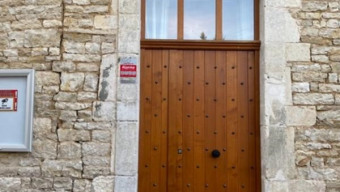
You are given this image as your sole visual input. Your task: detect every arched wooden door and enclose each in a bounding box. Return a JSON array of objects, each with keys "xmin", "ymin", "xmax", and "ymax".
[{"xmin": 138, "ymin": 1, "xmax": 260, "ymax": 192}]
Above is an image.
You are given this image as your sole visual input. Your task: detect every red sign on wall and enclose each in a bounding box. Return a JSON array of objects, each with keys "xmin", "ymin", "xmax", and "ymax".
[
  {"xmin": 0, "ymin": 90, "xmax": 18, "ymax": 111},
  {"xmin": 120, "ymin": 64, "xmax": 137, "ymax": 78}
]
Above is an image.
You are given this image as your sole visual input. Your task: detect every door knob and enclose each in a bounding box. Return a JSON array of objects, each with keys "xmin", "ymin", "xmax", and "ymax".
[{"xmin": 212, "ymin": 150, "xmax": 220, "ymax": 158}]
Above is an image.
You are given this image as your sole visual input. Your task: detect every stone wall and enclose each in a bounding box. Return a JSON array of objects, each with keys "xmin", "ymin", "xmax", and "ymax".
[
  {"xmin": 0, "ymin": 0, "xmax": 139, "ymax": 191},
  {"xmin": 262, "ymin": 0, "xmax": 340, "ymax": 191},
  {"xmin": 292, "ymin": 1, "xmax": 340, "ymax": 191}
]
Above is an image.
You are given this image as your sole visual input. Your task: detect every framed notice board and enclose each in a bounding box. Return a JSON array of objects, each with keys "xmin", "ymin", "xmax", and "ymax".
[{"xmin": 0, "ymin": 69, "xmax": 34, "ymax": 152}]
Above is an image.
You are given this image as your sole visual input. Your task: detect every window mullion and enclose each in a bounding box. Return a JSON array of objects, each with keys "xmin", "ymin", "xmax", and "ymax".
[
  {"xmin": 178, "ymin": 0, "xmax": 184, "ymax": 40},
  {"xmin": 216, "ymin": 0, "xmax": 222, "ymax": 40}
]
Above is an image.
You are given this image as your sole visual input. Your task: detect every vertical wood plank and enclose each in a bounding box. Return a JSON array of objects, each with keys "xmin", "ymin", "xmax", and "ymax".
[
  {"xmin": 226, "ymin": 51, "xmax": 238, "ymax": 192},
  {"xmin": 183, "ymin": 51, "xmax": 195, "ymax": 192},
  {"xmin": 150, "ymin": 50, "xmax": 163, "ymax": 191},
  {"xmin": 254, "ymin": 0, "xmax": 260, "ymax": 40},
  {"xmin": 247, "ymin": 51, "xmax": 256, "ymax": 191},
  {"xmin": 160, "ymin": 50, "xmax": 169, "ymax": 191},
  {"xmin": 215, "ymin": 51, "xmax": 227, "ymax": 191},
  {"xmin": 216, "ymin": 0, "xmax": 223, "ymax": 40},
  {"xmin": 138, "ymin": 49, "xmax": 152, "ymax": 192},
  {"xmin": 237, "ymin": 51, "xmax": 249, "ymax": 191},
  {"xmin": 193, "ymin": 51, "xmax": 206, "ymax": 192},
  {"xmin": 168, "ymin": 50, "xmax": 183, "ymax": 192},
  {"xmin": 204, "ymin": 51, "xmax": 216, "ymax": 192}
]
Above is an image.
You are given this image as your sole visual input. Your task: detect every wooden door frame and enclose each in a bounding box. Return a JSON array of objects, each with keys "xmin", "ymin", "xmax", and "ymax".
[{"xmin": 139, "ymin": 0, "xmax": 261, "ymax": 191}]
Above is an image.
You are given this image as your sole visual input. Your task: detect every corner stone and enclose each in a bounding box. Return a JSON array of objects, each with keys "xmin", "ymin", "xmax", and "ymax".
[
  {"xmin": 286, "ymin": 43, "xmax": 311, "ymax": 61},
  {"xmin": 285, "ymin": 106, "xmax": 316, "ymax": 126}
]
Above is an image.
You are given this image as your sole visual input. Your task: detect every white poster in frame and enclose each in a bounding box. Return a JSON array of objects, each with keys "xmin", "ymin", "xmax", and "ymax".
[{"xmin": 0, "ymin": 69, "xmax": 34, "ymax": 152}]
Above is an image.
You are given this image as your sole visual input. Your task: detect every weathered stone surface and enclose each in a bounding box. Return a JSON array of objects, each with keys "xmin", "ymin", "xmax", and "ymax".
[
  {"xmin": 35, "ymin": 71, "xmax": 60, "ymax": 86},
  {"xmin": 286, "ymin": 43, "xmax": 311, "ymax": 61},
  {"xmin": 114, "ymin": 176, "xmax": 137, "ymax": 192},
  {"xmin": 0, "ymin": 178, "xmax": 21, "ymax": 190},
  {"xmin": 293, "ymin": 93, "xmax": 334, "ymax": 105},
  {"xmin": 93, "ymin": 101, "xmax": 115, "ymax": 121},
  {"xmin": 53, "ymin": 177, "xmax": 73, "ymax": 189},
  {"xmin": 58, "ymin": 142, "xmax": 81, "ymax": 159},
  {"xmin": 286, "ymin": 106, "xmax": 316, "ymax": 126},
  {"xmin": 42, "ymin": 160, "xmax": 82, "ymax": 177},
  {"xmin": 73, "ymin": 179, "xmax": 92, "ymax": 192},
  {"xmin": 24, "ymin": 29, "xmax": 61, "ymax": 48},
  {"xmin": 92, "ymin": 176, "xmax": 115, "ymax": 192},
  {"xmin": 60, "ymin": 72, "xmax": 85, "ymax": 91},
  {"xmin": 58, "ymin": 129, "xmax": 90, "ymax": 142},
  {"xmin": 82, "ymin": 142, "xmax": 111, "ymax": 156},
  {"xmin": 94, "ymin": 16, "xmax": 117, "ymax": 30},
  {"xmin": 84, "ymin": 73, "xmax": 99, "ymax": 92},
  {"xmin": 53, "ymin": 61, "xmax": 76, "ymax": 72},
  {"xmin": 32, "ymin": 177, "xmax": 53, "ymax": 189}
]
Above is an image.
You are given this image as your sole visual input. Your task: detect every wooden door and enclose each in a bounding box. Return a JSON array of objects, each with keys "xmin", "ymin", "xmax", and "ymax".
[{"xmin": 138, "ymin": 45, "xmax": 260, "ymax": 192}]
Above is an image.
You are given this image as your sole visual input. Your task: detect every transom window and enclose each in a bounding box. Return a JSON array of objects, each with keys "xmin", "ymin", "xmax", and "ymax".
[{"xmin": 142, "ymin": 0, "xmax": 256, "ymax": 41}]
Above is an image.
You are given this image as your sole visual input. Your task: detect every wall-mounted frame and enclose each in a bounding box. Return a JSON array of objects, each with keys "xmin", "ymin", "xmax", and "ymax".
[{"xmin": 0, "ymin": 69, "xmax": 35, "ymax": 152}]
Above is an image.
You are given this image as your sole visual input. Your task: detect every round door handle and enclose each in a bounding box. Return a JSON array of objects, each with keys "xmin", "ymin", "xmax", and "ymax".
[{"xmin": 211, "ymin": 150, "xmax": 220, "ymax": 158}]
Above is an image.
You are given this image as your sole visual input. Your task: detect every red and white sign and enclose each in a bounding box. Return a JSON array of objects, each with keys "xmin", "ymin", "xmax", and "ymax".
[
  {"xmin": 120, "ymin": 64, "xmax": 137, "ymax": 78},
  {"xmin": 0, "ymin": 90, "xmax": 18, "ymax": 111}
]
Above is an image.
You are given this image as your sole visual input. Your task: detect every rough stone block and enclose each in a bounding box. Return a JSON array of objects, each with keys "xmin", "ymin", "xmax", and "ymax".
[
  {"xmin": 84, "ymin": 73, "xmax": 99, "ymax": 92},
  {"xmin": 24, "ymin": 29, "xmax": 61, "ymax": 48},
  {"xmin": 285, "ymin": 106, "xmax": 316, "ymax": 126},
  {"xmin": 58, "ymin": 129, "xmax": 91, "ymax": 142},
  {"xmin": 60, "ymin": 72, "xmax": 85, "ymax": 91},
  {"xmin": 292, "ymin": 82, "xmax": 310, "ymax": 93},
  {"xmin": 92, "ymin": 176, "xmax": 115, "ymax": 192},
  {"xmin": 82, "ymin": 142, "xmax": 111, "ymax": 156},
  {"xmin": 73, "ymin": 179, "xmax": 92, "ymax": 192},
  {"xmin": 58, "ymin": 142, "xmax": 82, "ymax": 159},
  {"xmin": 53, "ymin": 177, "xmax": 73, "ymax": 189},
  {"xmin": 42, "ymin": 160, "xmax": 82, "ymax": 177},
  {"xmin": 293, "ymin": 93, "xmax": 334, "ymax": 105},
  {"xmin": 35, "ymin": 71, "xmax": 60, "ymax": 86}
]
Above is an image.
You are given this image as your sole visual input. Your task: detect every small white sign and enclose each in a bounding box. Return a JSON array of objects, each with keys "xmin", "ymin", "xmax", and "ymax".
[{"xmin": 0, "ymin": 97, "xmax": 14, "ymax": 111}]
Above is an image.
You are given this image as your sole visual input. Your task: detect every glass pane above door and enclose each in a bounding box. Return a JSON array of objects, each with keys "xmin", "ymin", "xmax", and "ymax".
[
  {"xmin": 146, "ymin": 0, "xmax": 177, "ymax": 39},
  {"xmin": 184, "ymin": 0, "xmax": 216, "ymax": 40},
  {"xmin": 223, "ymin": 0, "xmax": 254, "ymax": 40}
]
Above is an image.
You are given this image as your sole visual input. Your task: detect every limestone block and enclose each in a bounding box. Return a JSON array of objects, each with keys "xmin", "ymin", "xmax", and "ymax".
[
  {"xmin": 92, "ymin": 176, "xmax": 115, "ymax": 192},
  {"xmin": 92, "ymin": 130, "xmax": 111, "ymax": 142},
  {"xmin": 327, "ymin": 182, "xmax": 340, "ymax": 192},
  {"xmin": 57, "ymin": 129, "xmax": 91, "ymax": 142},
  {"xmin": 77, "ymin": 63, "xmax": 100, "ymax": 72},
  {"xmin": 83, "ymin": 166, "xmax": 111, "ymax": 179},
  {"xmin": 54, "ymin": 92, "xmax": 77, "ymax": 102},
  {"xmin": 77, "ymin": 92, "xmax": 97, "ymax": 101},
  {"xmin": 32, "ymin": 178, "xmax": 53, "ymax": 189},
  {"xmin": 293, "ymin": 93, "xmax": 334, "ymax": 105},
  {"xmin": 319, "ymin": 84, "xmax": 340, "ymax": 93},
  {"xmin": 83, "ymin": 156, "xmax": 110, "ymax": 166},
  {"xmin": 117, "ymin": 102, "xmax": 138, "ymax": 121},
  {"xmin": 115, "ymin": 122, "xmax": 138, "ymax": 175},
  {"xmin": 11, "ymin": 19, "xmax": 42, "ymax": 30},
  {"xmin": 73, "ymin": 0, "xmax": 90, "ymax": 5},
  {"xmin": 73, "ymin": 179, "xmax": 92, "ymax": 192},
  {"xmin": 43, "ymin": 20, "xmax": 62, "ymax": 28},
  {"xmin": 63, "ymin": 41, "xmax": 85, "ymax": 54},
  {"xmin": 32, "ymin": 48, "xmax": 48, "ymax": 56},
  {"xmin": 35, "ymin": 71, "xmax": 60, "ymax": 86},
  {"xmin": 119, "ymin": 14, "xmax": 140, "ymax": 30},
  {"xmin": 33, "ymin": 118, "xmax": 54, "ymax": 139},
  {"xmin": 94, "ymin": 16, "xmax": 117, "ymax": 30},
  {"xmin": 93, "ymin": 101, "xmax": 116, "ymax": 121},
  {"xmin": 32, "ymin": 139, "xmax": 57, "ymax": 159},
  {"xmin": 292, "ymin": 82, "xmax": 310, "ymax": 93},
  {"xmin": 84, "ymin": 6, "xmax": 109, "ymax": 13},
  {"xmin": 74, "ymin": 122, "xmax": 112, "ymax": 130},
  {"xmin": 285, "ymin": 106, "xmax": 316, "ymax": 126},
  {"xmin": 328, "ymin": 73, "xmax": 338, "ymax": 83},
  {"xmin": 303, "ymin": 129, "xmax": 340, "ymax": 142},
  {"xmin": 63, "ymin": 54, "xmax": 101, "ymax": 62},
  {"xmin": 114, "ymin": 176, "xmax": 137, "ymax": 192},
  {"xmin": 24, "ymin": 29, "xmax": 61, "ymax": 48},
  {"xmin": 85, "ymin": 43, "xmax": 101, "ymax": 54},
  {"xmin": 58, "ymin": 142, "xmax": 81, "ymax": 159},
  {"xmin": 312, "ymin": 55, "xmax": 329, "ymax": 63},
  {"xmin": 306, "ymin": 142, "xmax": 332, "ymax": 150},
  {"xmin": 53, "ymin": 177, "xmax": 73, "ymax": 190},
  {"xmin": 53, "ymin": 61, "xmax": 76, "ymax": 72},
  {"xmin": 49, "ymin": 47, "xmax": 60, "ymax": 55},
  {"xmin": 3, "ymin": 49, "xmax": 18, "ymax": 57},
  {"xmin": 42, "ymin": 160, "xmax": 82, "ymax": 177},
  {"xmin": 60, "ymin": 72, "xmax": 85, "ymax": 91},
  {"xmin": 82, "ymin": 142, "xmax": 111, "ymax": 156},
  {"xmin": 265, "ymin": 180, "xmax": 326, "ymax": 192},
  {"xmin": 18, "ymin": 167, "xmax": 41, "ymax": 177},
  {"xmin": 302, "ymin": 2, "xmax": 328, "ymax": 11},
  {"xmin": 84, "ymin": 73, "xmax": 99, "ymax": 91},
  {"xmin": 318, "ymin": 110, "xmax": 340, "ymax": 126},
  {"xmin": 98, "ymin": 54, "xmax": 117, "ymax": 101},
  {"xmin": 286, "ymin": 43, "xmax": 310, "ymax": 62},
  {"xmin": 336, "ymin": 94, "xmax": 340, "ymax": 105}
]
